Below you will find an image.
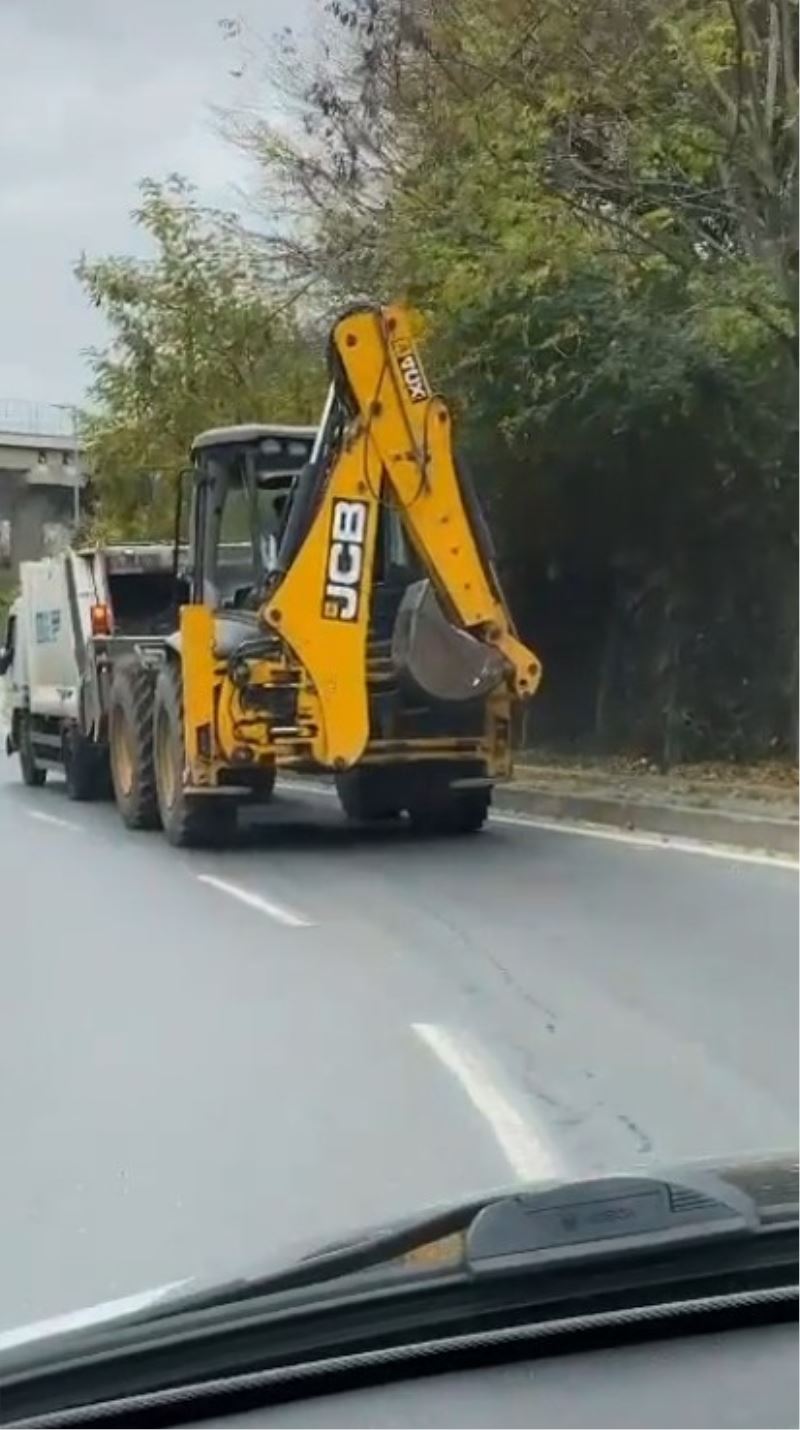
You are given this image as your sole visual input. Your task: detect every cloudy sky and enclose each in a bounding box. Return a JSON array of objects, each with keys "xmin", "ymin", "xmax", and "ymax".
[{"xmin": 0, "ymin": 0, "xmax": 310, "ymax": 407}]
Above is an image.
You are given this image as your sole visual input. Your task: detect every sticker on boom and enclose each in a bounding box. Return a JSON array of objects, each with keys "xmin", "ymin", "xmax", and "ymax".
[
  {"xmin": 393, "ymin": 342, "xmax": 430, "ymax": 405},
  {"xmin": 322, "ymin": 499, "xmax": 368, "ymax": 622}
]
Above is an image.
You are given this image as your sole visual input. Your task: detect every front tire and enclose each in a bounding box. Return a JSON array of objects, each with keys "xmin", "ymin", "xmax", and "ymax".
[
  {"xmin": 108, "ymin": 660, "xmax": 160, "ymax": 829},
  {"xmin": 153, "ymin": 662, "xmax": 237, "ymax": 848},
  {"xmin": 18, "ymin": 713, "xmax": 46, "ymax": 788}
]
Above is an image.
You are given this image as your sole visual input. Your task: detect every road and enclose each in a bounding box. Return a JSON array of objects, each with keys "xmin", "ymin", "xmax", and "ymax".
[{"xmin": 0, "ymin": 757, "xmax": 796, "ymax": 1334}]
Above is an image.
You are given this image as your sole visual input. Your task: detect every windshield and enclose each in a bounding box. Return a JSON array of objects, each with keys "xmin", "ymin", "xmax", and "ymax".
[
  {"xmin": 0, "ymin": 0, "xmax": 796, "ymax": 1388},
  {"xmin": 218, "ymin": 472, "xmax": 293, "ymax": 575},
  {"xmin": 199, "ymin": 435, "xmax": 314, "ymax": 605}
]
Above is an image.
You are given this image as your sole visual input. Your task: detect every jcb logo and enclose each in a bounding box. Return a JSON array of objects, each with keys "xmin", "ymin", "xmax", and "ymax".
[{"xmin": 323, "ymin": 499, "xmax": 368, "ymax": 622}]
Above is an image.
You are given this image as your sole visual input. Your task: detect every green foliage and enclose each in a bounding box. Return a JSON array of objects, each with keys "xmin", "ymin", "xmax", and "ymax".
[
  {"xmin": 77, "ymin": 0, "xmax": 796, "ymax": 757},
  {"xmin": 77, "ymin": 177, "xmax": 326, "ymax": 538},
  {"xmin": 224, "ymin": 0, "xmax": 797, "ymax": 759},
  {"xmin": 0, "ymin": 575, "xmax": 16, "ymax": 626}
]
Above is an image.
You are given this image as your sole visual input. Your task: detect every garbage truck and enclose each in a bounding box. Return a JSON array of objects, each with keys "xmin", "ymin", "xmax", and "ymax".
[
  {"xmin": 2, "ymin": 302, "xmax": 542, "ymax": 844},
  {"xmin": 0, "ymin": 540, "xmax": 197, "ymax": 799}
]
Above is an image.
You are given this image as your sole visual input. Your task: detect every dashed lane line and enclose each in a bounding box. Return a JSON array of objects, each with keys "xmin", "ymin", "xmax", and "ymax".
[
  {"xmin": 412, "ymin": 1021, "xmax": 561, "ymax": 1183},
  {"xmin": 25, "ymin": 809, "xmax": 85, "ymax": 833},
  {"xmin": 195, "ymin": 873, "xmax": 314, "ymax": 929}
]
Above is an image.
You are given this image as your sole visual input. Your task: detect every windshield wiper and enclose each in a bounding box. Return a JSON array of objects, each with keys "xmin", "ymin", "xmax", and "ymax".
[
  {"xmin": 1, "ymin": 1166, "xmax": 796, "ymax": 1428},
  {"xmin": 134, "ymin": 1191, "xmax": 491, "ymax": 1322},
  {"xmin": 97, "ymin": 1164, "xmax": 795, "ymax": 1323}
]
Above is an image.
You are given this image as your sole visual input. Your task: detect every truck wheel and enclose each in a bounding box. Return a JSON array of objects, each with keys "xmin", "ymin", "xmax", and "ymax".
[
  {"xmin": 153, "ymin": 662, "xmax": 237, "ymax": 848},
  {"xmin": 18, "ymin": 713, "xmax": 46, "ymax": 788},
  {"xmin": 335, "ymin": 768, "xmax": 402, "ymax": 822},
  {"xmin": 407, "ymin": 788, "xmax": 490, "ymax": 835},
  {"xmin": 108, "ymin": 661, "xmax": 160, "ymax": 829},
  {"xmin": 63, "ymin": 727, "xmax": 106, "ymax": 802}
]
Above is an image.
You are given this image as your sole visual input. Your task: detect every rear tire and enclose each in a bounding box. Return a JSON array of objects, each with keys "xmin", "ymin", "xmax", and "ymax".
[
  {"xmin": 63, "ymin": 726, "xmax": 108, "ymax": 802},
  {"xmin": 153, "ymin": 662, "xmax": 237, "ymax": 848},
  {"xmin": 108, "ymin": 660, "xmax": 160, "ymax": 829},
  {"xmin": 335, "ymin": 768, "xmax": 402, "ymax": 822},
  {"xmin": 407, "ymin": 787, "xmax": 490, "ymax": 835},
  {"xmin": 18, "ymin": 713, "xmax": 46, "ymax": 788}
]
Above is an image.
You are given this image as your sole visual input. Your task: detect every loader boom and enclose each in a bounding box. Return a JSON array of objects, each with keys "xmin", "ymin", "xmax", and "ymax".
[{"xmin": 261, "ymin": 304, "xmax": 541, "ymax": 768}]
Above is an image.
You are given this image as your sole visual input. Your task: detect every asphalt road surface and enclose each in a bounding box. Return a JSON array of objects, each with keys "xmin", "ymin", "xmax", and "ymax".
[{"xmin": 0, "ymin": 756, "xmax": 796, "ymax": 1335}]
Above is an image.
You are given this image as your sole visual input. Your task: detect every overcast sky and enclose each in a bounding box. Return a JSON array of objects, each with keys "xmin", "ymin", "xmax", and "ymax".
[{"xmin": 0, "ymin": 0, "xmax": 309, "ymax": 408}]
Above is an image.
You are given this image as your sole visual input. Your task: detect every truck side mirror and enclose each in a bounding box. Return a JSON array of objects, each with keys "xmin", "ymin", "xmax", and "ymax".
[{"xmin": 0, "ymin": 645, "xmax": 12, "ymax": 676}]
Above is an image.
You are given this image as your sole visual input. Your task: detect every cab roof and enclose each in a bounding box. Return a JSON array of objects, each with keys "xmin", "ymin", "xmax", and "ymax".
[{"xmin": 191, "ymin": 423, "xmax": 317, "ymax": 453}]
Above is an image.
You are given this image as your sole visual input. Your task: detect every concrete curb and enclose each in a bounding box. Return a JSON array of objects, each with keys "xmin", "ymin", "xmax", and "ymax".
[
  {"xmin": 277, "ymin": 769, "xmax": 798, "ymax": 858},
  {"xmin": 493, "ymin": 783, "xmax": 799, "ymax": 857}
]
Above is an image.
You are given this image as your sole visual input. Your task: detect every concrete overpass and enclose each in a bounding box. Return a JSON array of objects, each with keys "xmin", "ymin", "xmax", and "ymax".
[{"xmin": 0, "ymin": 401, "xmax": 87, "ymax": 576}]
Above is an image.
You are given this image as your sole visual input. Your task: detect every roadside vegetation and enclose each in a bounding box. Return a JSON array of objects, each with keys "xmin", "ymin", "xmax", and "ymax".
[
  {"xmin": 0, "ymin": 575, "xmax": 15, "ymax": 625},
  {"xmin": 76, "ymin": 0, "xmax": 797, "ymax": 764}
]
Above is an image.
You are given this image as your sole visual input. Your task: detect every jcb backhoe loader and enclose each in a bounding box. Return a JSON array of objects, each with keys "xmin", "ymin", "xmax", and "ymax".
[{"xmin": 105, "ymin": 303, "xmax": 542, "ymax": 845}]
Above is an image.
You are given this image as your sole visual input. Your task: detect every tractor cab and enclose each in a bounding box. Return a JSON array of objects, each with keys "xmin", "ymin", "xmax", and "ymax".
[{"xmin": 185, "ymin": 424, "xmax": 317, "ymax": 612}]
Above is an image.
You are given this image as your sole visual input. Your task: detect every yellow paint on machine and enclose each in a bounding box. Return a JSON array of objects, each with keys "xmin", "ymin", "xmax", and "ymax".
[
  {"xmin": 259, "ymin": 303, "xmax": 541, "ymax": 771},
  {"xmin": 262, "ymin": 434, "xmax": 383, "ymax": 768},
  {"xmin": 180, "ymin": 604, "xmax": 217, "ymax": 782},
  {"xmin": 332, "ymin": 306, "xmax": 542, "ymax": 701}
]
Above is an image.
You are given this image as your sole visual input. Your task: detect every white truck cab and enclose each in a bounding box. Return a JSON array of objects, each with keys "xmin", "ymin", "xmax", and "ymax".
[{"xmin": 2, "ymin": 545, "xmax": 177, "ymax": 796}]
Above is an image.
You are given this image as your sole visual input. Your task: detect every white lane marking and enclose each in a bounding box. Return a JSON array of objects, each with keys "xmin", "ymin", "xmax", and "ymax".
[
  {"xmin": 195, "ymin": 873, "xmax": 313, "ymax": 929},
  {"xmin": 278, "ymin": 778, "xmax": 335, "ymax": 799},
  {"xmin": 25, "ymin": 809, "xmax": 84, "ymax": 833},
  {"xmin": 281, "ymin": 779, "xmax": 798, "ymax": 870},
  {"xmin": 23, "ymin": 778, "xmax": 797, "ymax": 871},
  {"xmin": 279, "ymin": 780, "xmax": 796, "ymax": 870},
  {"xmin": 412, "ymin": 1022, "xmax": 560, "ymax": 1183},
  {"xmin": 491, "ymin": 811, "xmax": 799, "ymax": 870}
]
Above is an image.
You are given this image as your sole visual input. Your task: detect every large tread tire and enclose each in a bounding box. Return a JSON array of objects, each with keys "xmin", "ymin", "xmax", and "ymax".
[
  {"xmin": 108, "ymin": 660, "xmax": 160, "ymax": 829},
  {"xmin": 63, "ymin": 726, "xmax": 108, "ymax": 802},
  {"xmin": 407, "ymin": 787, "xmax": 490, "ymax": 836},
  {"xmin": 18, "ymin": 713, "xmax": 46, "ymax": 788},
  {"xmin": 153, "ymin": 662, "xmax": 237, "ymax": 849},
  {"xmin": 335, "ymin": 768, "xmax": 402, "ymax": 822}
]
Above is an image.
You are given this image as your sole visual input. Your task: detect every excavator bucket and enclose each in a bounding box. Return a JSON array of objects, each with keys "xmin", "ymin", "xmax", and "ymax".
[{"xmin": 391, "ymin": 580, "xmax": 508, "ymax": 703}]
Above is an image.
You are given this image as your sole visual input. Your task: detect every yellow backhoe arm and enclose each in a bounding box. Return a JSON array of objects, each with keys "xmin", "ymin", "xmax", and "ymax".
[
  {"xmin": 262, "ymin": 303, "xmax": 542, "ymax": 768},
  {"xmin": 261, "ymin": 424, "xmax": 383, "ymax": 770},
  {"xmin": 336, "ymin": 306, "xmax": 541, "ymax": 697}
]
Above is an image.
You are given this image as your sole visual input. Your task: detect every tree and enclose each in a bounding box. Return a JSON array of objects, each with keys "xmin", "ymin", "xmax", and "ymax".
[
  {"xmin": 77, "ymin": 176, "xmax": 325, "ymax": 537},
  {"xmin": 226, "ymin": 0, "xmax": 797, "ymax": 322},
  {"xmin": 222, "ymin": 0, "xmax": 796, "ymax": 761}
]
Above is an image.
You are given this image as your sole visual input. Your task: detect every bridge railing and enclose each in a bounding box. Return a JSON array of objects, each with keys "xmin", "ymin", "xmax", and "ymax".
[{"xmin": 0, "ymin": 400, "xmax": 78, "ymax": 440}]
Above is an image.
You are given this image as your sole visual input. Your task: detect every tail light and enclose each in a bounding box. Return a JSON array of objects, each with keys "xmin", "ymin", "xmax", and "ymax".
[{"xmin": 90, "ymin": 603, "xmax": 112, "ymax": 636}]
